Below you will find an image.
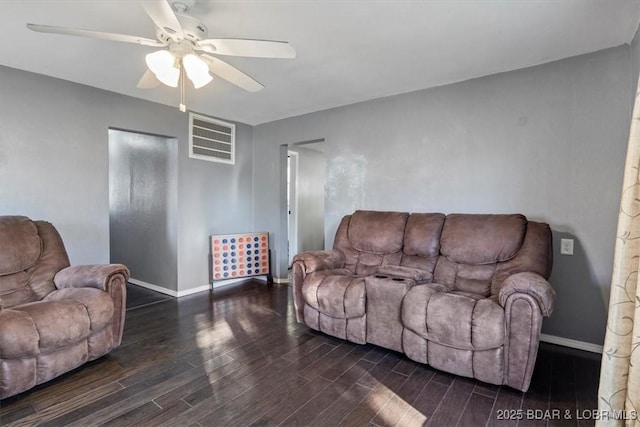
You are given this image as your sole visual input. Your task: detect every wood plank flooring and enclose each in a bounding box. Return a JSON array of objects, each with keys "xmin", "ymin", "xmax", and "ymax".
[
  {"xmin": 125, "ymin": 283, "xmax": 172, "ymax": 310},
  {"xmin": 0, "ymin": 280, "xmax": 602, "ymax": 426}
]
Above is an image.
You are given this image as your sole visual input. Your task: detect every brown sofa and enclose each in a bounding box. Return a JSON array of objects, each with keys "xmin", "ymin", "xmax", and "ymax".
[
  {"xmin": 0, "ymin": 216, "xmax": 129, "ymax": 399},
  {"xmin": 292, "ymin": 210, "xmax": 555, "ymax": 392}
]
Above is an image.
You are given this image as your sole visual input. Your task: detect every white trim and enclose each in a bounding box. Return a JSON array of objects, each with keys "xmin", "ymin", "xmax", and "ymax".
[
  {"xmin": 212, "ymin": 276, "xmax": 267, "ymax": 289},
  {"xmin": 130, "ymin": 276, "xmax": 273, "ymax": 298},
  {"xmin": 129, "ymin": 278, "xmax": 177, "ymax": 297},
  {"xmin": 540, "ymin": 334, "xmax": 603, "ymax": 354},
  {"xmin": 273, "ymin": 277, "xmax": 289, "ymax": 284},
  {"xmin": 287, "ymin": 151, "xmax": 299, "ymax": 266},
  {"xmin": 177, "ymin": 285, "xmax": 211, "ymax": 297},
  {"xmin": 129, "ymin": 279, "xmax": 207, "ymax": 298}
]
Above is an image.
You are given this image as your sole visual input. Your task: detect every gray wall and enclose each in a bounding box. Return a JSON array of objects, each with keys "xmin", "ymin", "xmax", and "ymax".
[
  {"xmin": 253, "ymin": 45, "xmax": 634, "ymax": 345},
  {"xmin": 0, "ymin": 65, "xmax": 254, "ymax": 293},
  {"xmin": 288, "ymin": 145, "xmax": 325, "ymax": 254},
  {"xmin": 108, "ymin": 129, "xmax": 178, "ymax": 290}
]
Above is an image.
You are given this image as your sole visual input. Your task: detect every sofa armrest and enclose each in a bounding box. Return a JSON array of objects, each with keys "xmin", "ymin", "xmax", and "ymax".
[
  {"xmin": 290, "ymin": 250, "xmax": 345, "ymax": 324},
  {"xmin": 54, "ymin": 264, "xmax": 130, "ymax": 291},
  {"xmin": 292, "ymin": 250, "xmax": 345, "ymax": 274},
  {"xmin": 55, "ymin": 264, "xmax": 129, "ymax": 347},
  {"xmin": 498, "ymin": 272, "xmax": 556, "ymax": 317}
]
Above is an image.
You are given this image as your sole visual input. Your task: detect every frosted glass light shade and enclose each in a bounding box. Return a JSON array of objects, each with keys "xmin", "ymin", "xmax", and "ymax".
[
  {"xmin": 145, "ymin": 50, "xmax": 179, "ymax": 87},
  {"xmin": 183, "ymin": 53, "xmax": 213, "ymax": 89}
]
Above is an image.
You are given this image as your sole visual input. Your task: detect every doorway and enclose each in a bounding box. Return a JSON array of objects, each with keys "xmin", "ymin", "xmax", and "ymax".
[
  {"xmin": 108, "ymin": 129, "xmax": 178, "ymax": 291},
  {"xmin": 285, "ymin": 139, "xmax": 326, "ymax": 267}
]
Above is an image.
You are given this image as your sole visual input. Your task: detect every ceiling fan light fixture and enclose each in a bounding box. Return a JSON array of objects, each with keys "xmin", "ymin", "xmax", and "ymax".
[
  {"xmin": 145, "ymin": 50, "xmax": 180, "ymax": 87},
  {"xmin": 183, "ymin": 53, "xmax": 213, "ymax": 88},
  {"xmin": 157, "ymin": 66, "xmax": 180, "ymax": 88}
]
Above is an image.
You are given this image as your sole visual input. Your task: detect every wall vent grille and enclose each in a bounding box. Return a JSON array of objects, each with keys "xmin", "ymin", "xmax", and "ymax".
[{"xmin": 189, "ymin": 113, "xmax": 235, "ymax": 164}]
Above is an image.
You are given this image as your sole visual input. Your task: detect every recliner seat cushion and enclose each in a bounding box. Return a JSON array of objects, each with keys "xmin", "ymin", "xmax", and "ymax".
[
  {"xmin": 0, "ymin": 309, "xmax": 40, "ymax": 358},
  {"xmin": 302, "ymin": 269, "xmax": 365, "ymax": 318},
  {"xmin": 44, "ymin": 288, "xmax": 114, "ymax": 332},
  {"xmin": 402, "ymin": 285, "xmax": 504, "ymax": 351},
  {"xmin": 10, "ymin": 301, "xmax": 91, "ymax": 352}
]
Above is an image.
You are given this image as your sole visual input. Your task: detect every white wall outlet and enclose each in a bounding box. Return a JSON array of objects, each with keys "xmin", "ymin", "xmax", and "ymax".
[{"xmin": 560, "ymin": 238, "xmax": 574, "ymax": 255}]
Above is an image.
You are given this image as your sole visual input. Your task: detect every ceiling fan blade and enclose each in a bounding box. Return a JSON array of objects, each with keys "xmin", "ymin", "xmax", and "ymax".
[
  {"xmin": 201, "ymin": 54, "xmax": 264, "ymax": 92},
  {"xmin": 27, "ymin": 24, "xmax": 166, "ymax": 47},
  {"xmin": 139, "ymin": 0, "xmax": 183, "ymax": 41},
  {"xmin": 137, "ymin": 69, "xmax": 161, "ymax": 89},
  {"xmin": 198, "ymin": 39, "xmax": 296, "ymax": 59}
]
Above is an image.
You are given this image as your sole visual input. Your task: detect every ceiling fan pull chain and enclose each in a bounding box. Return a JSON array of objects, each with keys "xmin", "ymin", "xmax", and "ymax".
[{"xmin": 179, "ymin": 64, "xmax": 186, "ymax": 112}]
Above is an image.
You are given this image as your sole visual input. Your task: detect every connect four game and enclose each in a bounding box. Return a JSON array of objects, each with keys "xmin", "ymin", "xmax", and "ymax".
[{"xmin": 210, "ymin": 232, "xmax": 270, "ymax": 281}]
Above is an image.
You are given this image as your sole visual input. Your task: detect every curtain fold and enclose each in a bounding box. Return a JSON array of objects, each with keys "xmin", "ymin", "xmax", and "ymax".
[{"xmin": 598, "ymin": 80, "xmax": 640, "ymax": 427}]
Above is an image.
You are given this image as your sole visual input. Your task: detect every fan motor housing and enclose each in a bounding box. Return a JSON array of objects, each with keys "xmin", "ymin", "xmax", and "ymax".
[
  {"xmin": 177, "ymin": 14, "xmax": 208, "ymax": 42},
  {"xmin": 156, "ymin": 14, "xmax": 207, "ymax": 45}
]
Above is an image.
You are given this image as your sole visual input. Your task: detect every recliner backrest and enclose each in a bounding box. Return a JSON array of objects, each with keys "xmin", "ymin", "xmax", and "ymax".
[
  {"xmin": 433, "ymin": 214, "xmax": 552, "ymax": 296},
  {"xmin": 334, "ymin": 210, "xmax": 409, "ymax": 275},
  {"xmin": 0, "ymin": 216, "xmax": 70, "ymax": 308},
  {"xmin": 399, "ymin": 213, "xmax": 446, "ymax": 281}
]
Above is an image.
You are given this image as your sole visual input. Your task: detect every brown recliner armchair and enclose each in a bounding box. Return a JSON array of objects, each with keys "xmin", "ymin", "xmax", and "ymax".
[{"xmin": 0, "ymin": 216, "xmax": 129, "ymax": 399}]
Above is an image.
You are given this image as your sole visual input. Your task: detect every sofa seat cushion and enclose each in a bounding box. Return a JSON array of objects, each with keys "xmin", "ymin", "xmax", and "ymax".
[
  {"xmin": 402, "ymin": 285, "xmax": 504, "ymax": 351},
  {"xmin": 44, "ymin": 288, "xmax": 114, "ymax": 332},
  {"xmin": 8, "ymin": 300, "xmax": 92, "ymax": 353},
  {"xmin": 302, "ymin": 269, "xmax": 365, "ymax": 318},
  {"xmin": 0, "ymin": 309, "xmax": 41, "ymax": 358}
]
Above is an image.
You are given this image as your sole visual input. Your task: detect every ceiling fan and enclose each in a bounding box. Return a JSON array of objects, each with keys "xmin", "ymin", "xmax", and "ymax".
[{"xmin": 26, "ymin": 0, "xmax": 296, "ymax": 111}]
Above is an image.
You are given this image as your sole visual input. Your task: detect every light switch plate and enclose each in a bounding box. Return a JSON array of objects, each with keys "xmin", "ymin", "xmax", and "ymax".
[{"xmin": 560, "ymin": 238, "xmax": 574, "ymax": 255}]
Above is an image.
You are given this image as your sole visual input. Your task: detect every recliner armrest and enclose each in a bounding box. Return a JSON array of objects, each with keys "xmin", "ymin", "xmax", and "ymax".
[
  {"xmin": 498, "ymin": 272, "xmax": 555, "ymax": 317},
  {"xmin": 292, "ymin": 250, "xmax": 345, "ymax": 274},
  {"xmin": 54, "ymin": 264, "xmax": 130, "ymax": 291}
]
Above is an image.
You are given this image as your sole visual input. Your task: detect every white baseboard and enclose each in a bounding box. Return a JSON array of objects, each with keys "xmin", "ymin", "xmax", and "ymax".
[
  {"xmin": 129, "ymin": 278, "xmax": 178, "ymax": 297},
  {"xmin": 212, "ymin": 275, "xmax": 267, "ymax": 289},
  {"xmin": 178, "ymin": 285, "xmax": 211, "ymax": 297},
  {"xmin": 130, "ymin": 275, "xmax": 274, "ymax": 297},
  {"xmin": 540, "ymin": 333, "xmax": 603, "ymax": 354},
  {"xmin": 273, "ymin": 277, "xmax": 289, "ymax": 284},
  {"xmin": 129, "ymin": 278, "xmax": 209, "ymax": 298}
]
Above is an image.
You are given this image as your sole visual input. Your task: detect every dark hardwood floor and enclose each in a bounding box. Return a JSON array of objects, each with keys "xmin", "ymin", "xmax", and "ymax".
[
  {"xmin": 126, "ymin": 283, "xmax": 172, "ymax": 310},
  {"xmin": 0, "ymin": 280, "xmax": 601, "ymax": 426}
]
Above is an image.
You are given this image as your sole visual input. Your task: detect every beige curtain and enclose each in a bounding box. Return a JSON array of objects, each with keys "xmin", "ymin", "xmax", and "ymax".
[{"xmin": 598, "ymin": 81, "xmax": 640, "ymax": 427}]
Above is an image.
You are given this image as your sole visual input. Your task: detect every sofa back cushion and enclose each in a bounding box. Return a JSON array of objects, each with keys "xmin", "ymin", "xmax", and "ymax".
[
  {"xmin": 490, "ymin": 221, "xmax": 553, "ymax": 294},
  {"xmin": 434, "ymin": 214, "xmax": 548, "ymax": 296},
  {"xmin": 0, "ymin": 217, "xmax": 70, "ymax": 308},
  {"xmin": 0, "ymin": 216, "xmax": 41, "ymax": 275},
  {"xmin": 348, "ymin": 210, "xmax": 409, "ymax": 253},
  {"xmin": 334, "ymin": 210, "xmax": 409, "ymax": 275},
  {"xmin": 399, "ymin": 213, "xmax": 445, "ymax": 278},
  {"xmin": 440, "ymin": 214, "xmax": 527, "ymax": 264}
]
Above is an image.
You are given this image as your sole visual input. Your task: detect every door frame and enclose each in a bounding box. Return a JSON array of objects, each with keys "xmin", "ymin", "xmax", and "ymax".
[{"xmin": 287, "ymin": 150, "xmax": 299, "ymax": 266}]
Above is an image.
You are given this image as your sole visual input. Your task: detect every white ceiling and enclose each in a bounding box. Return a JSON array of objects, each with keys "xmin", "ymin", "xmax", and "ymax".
[{"xmin": 1, "ymin": 1, "xmax": 639, "ymax": 125}]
